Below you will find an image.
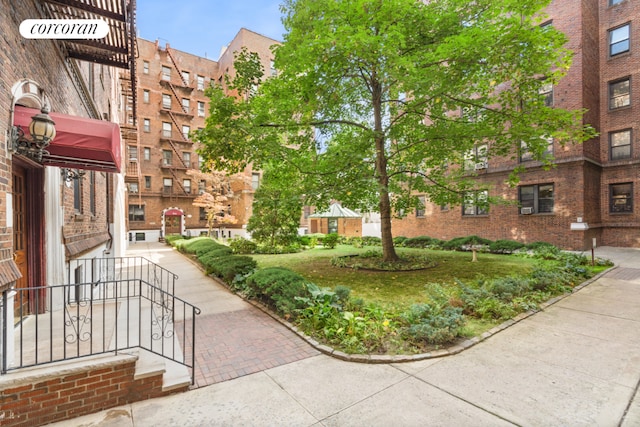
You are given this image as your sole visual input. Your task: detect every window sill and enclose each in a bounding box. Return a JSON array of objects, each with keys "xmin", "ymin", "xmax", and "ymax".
[{"xmin": 74, "ymin": 213, "xmax": 84, "ymax": 221}]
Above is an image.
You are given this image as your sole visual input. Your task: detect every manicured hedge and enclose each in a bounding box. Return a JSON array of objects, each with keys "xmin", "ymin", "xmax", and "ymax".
[{"xmin": 246, "ymin": 267, "xmax": 310, "ymax": 315}]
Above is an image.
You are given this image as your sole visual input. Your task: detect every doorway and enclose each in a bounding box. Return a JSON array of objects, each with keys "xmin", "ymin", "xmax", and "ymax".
[
  {"xmin": 165, "ymin": 215, "xmax": 182, "ymax": 236},
  {"xmin": 12, "ymin": 163, "xmax": 29, "ymax": 317}
]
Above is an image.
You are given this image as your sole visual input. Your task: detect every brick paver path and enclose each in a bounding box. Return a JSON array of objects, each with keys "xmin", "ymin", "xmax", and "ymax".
[{"xmin": 181, "ymin": 306, "xmax": 319, "ymax": 389}]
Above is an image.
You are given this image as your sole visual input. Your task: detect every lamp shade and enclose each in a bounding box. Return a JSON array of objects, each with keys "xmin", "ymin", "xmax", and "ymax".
[{"xmin": 28, "ymin": 109, "xmax": 56, "ymax": 145}]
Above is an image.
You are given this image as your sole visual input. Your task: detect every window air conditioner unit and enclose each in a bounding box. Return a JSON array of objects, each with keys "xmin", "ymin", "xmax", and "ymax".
[
  {"xmin": 475, "ymin": 161, "xmax": 487, "ymax": 170},
  {"xmin": 520, "ymin": 207, "xmax": 534, "ymax": 215}
]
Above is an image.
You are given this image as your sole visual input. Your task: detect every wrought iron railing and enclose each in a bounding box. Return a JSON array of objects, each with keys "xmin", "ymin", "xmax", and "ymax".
[
  {"xmin": 68, "ymin": 256, "xmax": 177, "ymax": 296},
  {"xmin": 2, "ymin": 261, "xmax": 200, "ymax": 384}
]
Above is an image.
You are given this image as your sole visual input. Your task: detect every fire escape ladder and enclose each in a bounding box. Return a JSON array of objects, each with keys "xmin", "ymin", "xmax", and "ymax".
[
  {"xmin": 166, "ymin": 46, "xmax": 189, "ymax": 87},
  {"xmin": 168, "ymin": 167, "xmax": 189, "ymax": 196},
  {"xmin": 165, "ymin": 80, "xmax": 188, "ymax": 113},
  {"xmin": 166, "ymin": 111, "xmax": 188, "ymax": 142},
  {"xmin": 120, "ymin": 69, "xmax": 141, "ymax": 204}
]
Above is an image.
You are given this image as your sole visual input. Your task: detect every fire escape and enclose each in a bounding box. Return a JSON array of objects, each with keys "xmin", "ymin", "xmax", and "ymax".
[{"xmin": 158, "ymin": 44, "xmax": 194, "ymax": 203}]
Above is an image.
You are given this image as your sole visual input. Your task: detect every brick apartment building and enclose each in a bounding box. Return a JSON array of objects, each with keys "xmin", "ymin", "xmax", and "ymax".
[
  {"xmin": 1, "ymin": 1, "xmax": 139, "ymax": 423},
  {"xmin": 393, "ymin": 0, "xmax": 640, "ymax": 250},
  {"xmin": 128, "ymin": 29, "xmax": 278, "ymax": 242}
]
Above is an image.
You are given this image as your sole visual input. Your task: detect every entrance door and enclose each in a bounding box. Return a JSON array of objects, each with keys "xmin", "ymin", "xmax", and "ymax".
[
  {"xmin": 165, "ymin": 215, "xmax": 181, "ymax": 235},
  {"xmin": 12, "ymin": 164, "xmax": 29, "ymax": 316}
]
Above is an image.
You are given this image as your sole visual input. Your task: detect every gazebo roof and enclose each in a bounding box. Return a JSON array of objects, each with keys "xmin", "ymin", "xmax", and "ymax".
[{"xmin": 308, "ymin": 203, "xmax": 362, "ymax": 218}]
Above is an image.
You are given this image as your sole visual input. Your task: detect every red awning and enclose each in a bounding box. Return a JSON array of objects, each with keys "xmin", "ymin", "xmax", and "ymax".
[
  {"xmin": 13, "ymin": 106, "xmax": 122, "ymax": 173},
  {"xmin": 164, "ymin": 209, "xmax": 183, "ymax": 216}
]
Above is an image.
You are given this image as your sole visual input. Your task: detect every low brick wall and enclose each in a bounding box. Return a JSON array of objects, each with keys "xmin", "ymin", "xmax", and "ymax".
[{"xmin": 0, "ymin": 355, "xmax": 187, "ymax": 426}]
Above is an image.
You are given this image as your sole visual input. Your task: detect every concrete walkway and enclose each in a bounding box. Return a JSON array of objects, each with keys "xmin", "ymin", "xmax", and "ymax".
[{"xmin": 52, "ymin": 244, "xmax": 640, "ymax": 426}]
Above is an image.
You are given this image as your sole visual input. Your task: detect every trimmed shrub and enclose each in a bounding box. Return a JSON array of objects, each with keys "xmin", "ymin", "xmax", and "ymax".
[
  {"xmin": 198, "ymin": 247, "xmax": 233, "ymax": 272},
  {"xmin": 164, "ymin": 235, "xmax": 184, "ymax": 245},
  {"xmin": 489, "ymin": 239, "xmax": 525, "ymax": 254},
  {"xmin": 403, "ymin": 236, "xmax": 441, "ymax": 248},
  {"xmin": 361, "ymin": 236, "xmax": 382, "ymax": 246},
  {"xmin": 246, "ymin": 267, "xmax": 310, "ymax": 315},
  {"xmin": 209, "ymin": 256, "xmax": 258, "ymax": 283},
  {"xmin": 229, "ymin": 237, "xmax": 258, "ymax": 254},
  {"xmin": 441, "ymin": 235, "xmax": 492, "ymax": 251},
  {"xmin": 393, "ymin": 236, "xmax": 408, "ymax": 245},
  {"xmin": 322, "ymin": 233, "xmax": 339, "ymax": 249},
  {"xmin": 178, "ymin": 237, "xmax": 224, "ymax": 255}
]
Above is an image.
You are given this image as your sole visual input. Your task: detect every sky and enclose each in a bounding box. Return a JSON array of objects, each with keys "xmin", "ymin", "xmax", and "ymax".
[{"xmin": 136, "ymin": 0, "xmax": 286, "ymax": 60}]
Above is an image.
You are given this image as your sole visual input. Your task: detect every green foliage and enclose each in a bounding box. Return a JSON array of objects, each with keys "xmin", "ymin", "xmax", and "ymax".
[
  {"xmin": 208, "ymin": 256, "xmax": 258, "ymax": 283},
  {"xmin": 246, "ymin": 267, "xmax": 310, "ymax": 316},
  {"xmin": 441, "ymin": 236, "xmax": 493, "ymax": 251},
  {"xmin": 393, "ymin": 236, "xmax": 408, "ymax": 245},
  {"xmin": 229, "ymin": 237, "xmax": 258, "ymax": 254},
  {"xmin": 401, "ymin": 304, "xmax": 465, "ymax": 345},
  {"xmin": 164, "ymin": 235, "xmax": 184, "ymax": 245},
  {"xmin": 176, "ymin": 237, "xmax": 224, "ymax": 255},
  {"xmin": 194, "ymin": 0, "xmax": 596, "ymax": 263},
  {"xmin": 489, "ymin": 239, "xmax": 526, "ymax": 254},
  {"xmin": 402, "ymin": 236, "xmax": 442, "ymax": 249},
  {"xmin": 322, "ymin": 233, "xmax": 339, "ymax": 249},
  {"xmin": 246, "ymin": 162, "xmax": 304, "ymax": 247},
  {"xmin": 361, "ymin": 236, "xmax": 382, "ymax": 246},
  {"xmin": 198, "ymin": 247, "xmax": 234, "ymax": 271}
]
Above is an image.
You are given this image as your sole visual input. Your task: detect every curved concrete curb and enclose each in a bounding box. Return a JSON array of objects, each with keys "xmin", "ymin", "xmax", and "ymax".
[{"xmin": 177, "ymin": 246, "xmax": 616, "ymax": 364}]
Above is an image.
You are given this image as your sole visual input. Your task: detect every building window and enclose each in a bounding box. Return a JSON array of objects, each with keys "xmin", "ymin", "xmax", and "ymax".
[
  {"xmin": 182, "ymin": 71, "xmax": 190, "ymax": 85},
  {"xmin": 144, "ymin": 176, "xmax": 151, "ymax": 189},
  {"xmin": 128, "ymin": 145, "xmax": 138, "ymax": 160},
  {"xmin": 182, "ymin": 98, "xmax": 190, "ymax": 113},
  {"xmin": 463, "ymin": 190, "xmax": 488, "ymax": 216},
  {"xmin": 270, "ymin": 60, "xmax": 277, "ymax": 77},
  {"xmin": 463, "ymin": 144, "xmax": 488, "ymax": 171},
  {"xmin": 161, "ymin": 66, "xmax": 171, "ymax": 81},
  {"xmin": 519, "ymin": 184, "xmax": 554, "ymax": 214},
  {"xmin": 540, "ymin": 81, "xmax": 553, "ymax": 107},
  {"xmin": 143, "ymin": 61, "xmax": 149, "ymax": 74},
  {"xmin": 183, "ymin": 151, "xmax": 191, "ymax": 167},
  {"xmin": 416, "ymin": 195, "xmax": 426, "ymax": 217},
  {"xmin": 199, "ymin": 207, "xmax": 207, "ymax": 220},
  {"xmin": 128, "ymin": 204, "xmax": 145, "ymax": 221},
  {"xmin": 163, "ymin": 178, "xmax": 173, "ymax": 193},
  {"xmin": 198, "ymin": 101, "xmax": 205, "ymax": 117},
  {"xmin": 143, "ymin": 89, "xmax": 150, "ymax": 103},
  {"xmin": 610, "ymin": 129, "xmax": 632, "ymax": 160},
  {"xmin": 89, "ymin": 171, "xmax": 96, "ymax": 215},
  {"xmin": 197, "ymin": 75, "xmax": 205, "ymax": 90},
  {"xmin": 129, "ymin": 182, "xmax": 139, "ymax": 194},
  {"xmin": 162, "ymin": 94, "xmax": 171, "ymax": 109},
  {"xmin": 183, "ymin": 179, "xmax": 191, "ymax": 194},
  {"xmin": 143, "ymin": 147, "xmax": 151, "ymax": 161},
  {"xmin": 609, "ymin": 78, "xmax": 630, "ymax": 109},
  {"xmin": 610, "ymin": 0, "xmax": 623, "ymax": 4},
  {"xmin": 162, "ymin": 122, "xmax": 172, "ymax": 138},
  {"xmin": 162, "ymin": 150, "xmax": 173, "ymax": 166},
  {"xmin": 610, "ymin": 183, "xmax": 633, "ymax": 213},
  {"xmin": 182, "ymin": 125, "xmax": 190, "ymax": 140},
  {"xmin": 143, "ymin": 118, "xmax": 150, "ymax": 132},
  {"xmin": 609, "ymin": 24, "xmax": 630, "ymax": 56},
  {"xmin": 520, "ymin": 136, "xmax": 553, "ymax": 162},
  {"xmin": 328, "ymin": 218, "xmax": 338, "ymax": 234},
  {"xmin": 251, "ymin": 172, "xmax": 260, "ymax": 190},
  {"xmin": 198, "ymin": 180, "xmax": 206, "ymax": 195},
  {"xmin": 73, "ymin": 177, "xmax": 82, "ymax": 212}
]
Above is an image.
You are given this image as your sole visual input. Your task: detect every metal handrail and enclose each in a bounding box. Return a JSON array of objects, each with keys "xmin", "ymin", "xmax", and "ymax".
[{"xmin": 1, "ymin": 278, "xmax": 201, "ymax": 384}]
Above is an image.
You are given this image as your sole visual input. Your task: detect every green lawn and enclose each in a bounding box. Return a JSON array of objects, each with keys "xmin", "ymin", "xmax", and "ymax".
[{"xmin": 251, "ymin": 245, "xmax": 538, "ymax": 308}]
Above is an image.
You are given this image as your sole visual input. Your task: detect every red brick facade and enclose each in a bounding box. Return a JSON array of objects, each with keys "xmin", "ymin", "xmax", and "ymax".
[
  {"xmin": 393, "ymin": 0, "xmax": 640, "ymax": 250},
  {"xmin": 0, "ymin": 357, "xmax": 185, "ymax": 427},
  {"xmin": 129, "ymin": 30, "xmax": 279, "ymax": 241}
]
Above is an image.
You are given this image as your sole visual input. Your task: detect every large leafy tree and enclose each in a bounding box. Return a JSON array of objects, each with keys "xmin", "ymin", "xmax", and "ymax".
[{"xmin": 194, "ymin": 0, "xmax": 596, "ymax": 262}]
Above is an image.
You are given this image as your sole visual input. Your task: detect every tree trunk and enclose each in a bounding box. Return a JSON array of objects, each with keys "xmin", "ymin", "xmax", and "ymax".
[{"xmin": 372, "ymin": 77, "xmax": 399, "ymax": 262}]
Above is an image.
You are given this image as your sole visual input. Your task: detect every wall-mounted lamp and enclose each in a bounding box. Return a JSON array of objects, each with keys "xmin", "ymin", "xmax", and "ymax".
[
  {"xmin": 10, "ymin": 105, "xmax": 56, "ymax": 162},
  {"xmin": 61, "ymin": 168, "xmax": 86, "ymax": 183}
]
